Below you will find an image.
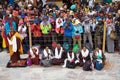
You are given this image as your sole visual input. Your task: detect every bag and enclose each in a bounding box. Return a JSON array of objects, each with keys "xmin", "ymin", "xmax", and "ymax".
[
  {"xmin": 75, "ymin": 35, "xmax": 80, "ymax": 39},
  {"xmin": 27, "ymin": 58, "xmax": 32, "ymax": 66},
  {"xmin": 110, "ymin": 31, "xmax": 117, "ymax": 40},
  {"xmin": 73, "ymin": 44, "xmax": 79, "ymax": 53},
  {"xmin": 95, "ymin": 60, "xmax": 103, "ymax": 70},
  {"xmin": 83, "ymin": 60, "xmax": 92, "ymax": 71},
  {"xmin": 63, "ymin": 42, "xmax": 69, "ymax": 52},
  {"xmin": 66, "ymin": 61, "xmax": 76, "ymax": 68}
]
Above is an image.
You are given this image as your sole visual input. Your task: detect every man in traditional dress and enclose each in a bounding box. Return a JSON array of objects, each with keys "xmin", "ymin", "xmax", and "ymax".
[
  {"xmin": 51, "ymin": 44, "xmax": 65, "ymax": 65},
  {"xmin": 7, "ymin": 29, "xmax": 23, "ymax": 64}
]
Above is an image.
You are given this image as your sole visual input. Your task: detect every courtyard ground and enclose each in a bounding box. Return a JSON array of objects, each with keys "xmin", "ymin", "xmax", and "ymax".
[{"xmin": 0, "ymin": 50, "xmax": 120, "ymax": 80}]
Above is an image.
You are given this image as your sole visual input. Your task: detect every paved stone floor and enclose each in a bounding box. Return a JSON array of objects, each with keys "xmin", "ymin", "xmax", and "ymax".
[{"xmin": 0, "ymin": 50, "xmax": 120, "ymax": 80}]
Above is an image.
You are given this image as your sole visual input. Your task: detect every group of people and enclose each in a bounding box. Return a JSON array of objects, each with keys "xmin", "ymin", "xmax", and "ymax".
[
  {"xmin": 28, "ymin": 44, "xmax": 106, "ymax": 71},
  {"xmin": 0, "ymin": 0, "xmax": 119, "ymax": 69}
]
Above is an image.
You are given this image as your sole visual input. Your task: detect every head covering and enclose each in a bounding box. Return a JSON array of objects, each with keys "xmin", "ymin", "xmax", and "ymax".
[
  {"xmin": 70, "ymin": 4, "xmax": 76, "ymax": 10},
  {"xmin": 50, "ymin": 18, "xmax": 54, "ymax": 23},
  {"xmin": 70, "ymin": 10, "xmax": 74, "ymax": 15},
  {"xmin": 106, "ymin": 19, "xmax": 111, "ymax": 24},
  {"xmin": 28, "ymin": 4, "xmax": 32, "ymax": 7},
  {"xmin": 74, "ymin": 19, "xmax": 81, "ymax": 25},
  {"xmin": 98, "ymin": 18, "xmax": 102, "ymax": 21},
  {"xmin": 65, "ymin": 18, "xmax": 70, "ymax": 22},
  {"xmin": 33, "ymin": 19, "xmax": 39, "ymax": 24},
  {"xmin": 43, "ymin": 16, "xmax": 48, "ymax": 20}
]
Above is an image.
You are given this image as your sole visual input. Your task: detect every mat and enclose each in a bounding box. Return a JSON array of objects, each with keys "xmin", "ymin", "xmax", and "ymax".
[{"xmin": 6, "ymin": 59, "xmax": 27, "ymax": 68}]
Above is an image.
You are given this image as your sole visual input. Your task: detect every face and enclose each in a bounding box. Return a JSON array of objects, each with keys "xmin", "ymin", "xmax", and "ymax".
[
  {"xmin": 83, "ymin": 47, "xmax": 86, "ymax": 51},
  {"xmin": 96, "ymin": 48, "xmax": 99, "ymax": 51},
  {"xmin": 32, "ymin": 48, "xmax": 37, "ymax": 53},
  {"xmin": 45, "ymin": 47, "xmax": 49, "ymax": 51},
  {"xmin": 57, "ymin": 44, "xmax": 61, "ymax": 49}
]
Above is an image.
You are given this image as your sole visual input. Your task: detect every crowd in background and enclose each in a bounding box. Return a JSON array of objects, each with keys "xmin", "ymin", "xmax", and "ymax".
[{"xmin": 0, "ymin": 0, "xmax": 119, "ymax": 52}]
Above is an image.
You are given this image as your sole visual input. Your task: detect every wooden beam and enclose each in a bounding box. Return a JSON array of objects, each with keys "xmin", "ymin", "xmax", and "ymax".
[
  {"xmin": 102, "ymin": 21, "xmax": 107, "ymax": 53},
  {"xmin": 28, "ymin": 24, "xmax": 32, "ymax": 48}
]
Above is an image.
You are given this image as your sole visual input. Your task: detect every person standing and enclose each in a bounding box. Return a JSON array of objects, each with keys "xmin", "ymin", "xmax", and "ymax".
[
  {"xmin": 94, "ymin": 19, "xmax": 104, "ymax": 49},
  {"xmin": 72, "ymin": 19, "xmax": 83, "ymax": 49},
  {"xmin": 41, "ymin": 46, "xmax": 53, "ymax": 67},
  {"xmin": 82, "ymin": 18, "xmax": 93, "ymax": 49},
  {"xmin": 106, "ymin": 19, "xmax": 115, "ymax": 53},
  {"xmin": 63, "ymin": 18, "xmax": 74, "ymax": 47},
  {"xmin": 115, "ymin": 16, "xmax": 120, "ymax": 54},
  {"xmin": 40, "ymin": 16, "xmax": 51, "ymax": 47},
  {"xmin": 7, "ymin": 30, "xmax": 23, "ymax": 64}
]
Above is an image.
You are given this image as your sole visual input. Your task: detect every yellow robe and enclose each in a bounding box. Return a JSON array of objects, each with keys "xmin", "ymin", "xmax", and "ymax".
[{"xmin": 9, "ymin": 32, "xmax": 23, "ymax": 56}]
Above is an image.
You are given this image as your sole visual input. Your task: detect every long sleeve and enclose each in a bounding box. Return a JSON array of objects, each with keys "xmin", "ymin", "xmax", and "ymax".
[{"xmin": 79, "ymin": 26, "xmax": 83, "ymax": 34}]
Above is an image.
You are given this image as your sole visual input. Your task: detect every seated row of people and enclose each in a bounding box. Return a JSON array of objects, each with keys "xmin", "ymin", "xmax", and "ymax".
[{"xmin": 28, "ymin": 44, "xmax": 106, "ymax": 71}]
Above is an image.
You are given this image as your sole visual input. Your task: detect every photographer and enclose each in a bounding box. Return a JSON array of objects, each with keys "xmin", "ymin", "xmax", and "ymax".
[{"xmin": 63, "ymin": 18, "xmax": 74, "ymax": 47}]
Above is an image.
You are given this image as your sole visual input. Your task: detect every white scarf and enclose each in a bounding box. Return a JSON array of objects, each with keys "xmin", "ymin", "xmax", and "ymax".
[
  {"xmin": 96, "ymin": 50, "xmax": 102, "ymax": 58},
  {"xmin": 43, "ymin": 49, "xmax": 51, "ymax": 59},
  {"xmin": 56, "ymin": 18, "xmax": 63, "ymax": 28},
  {"xmin": 30, "ymin": 47, "xmax": 39, "ymax": 58},
  {"xmin": 67, "ymin": 52, "xmax": 75, "ymax": 61},
  {"xmin": 55, "ymin": 47, "xmax": 63, "ymax": 59},
  {"xmin": 81, "ymin": 49, "xmax": 89, "ymax": 58},
  {"xmin": 7, "ymin": 36, "xmax": 17, "ymax": 52},
  {"xmin": 96, "ymin": 50, "xmax": 103, "ymax": 63}
]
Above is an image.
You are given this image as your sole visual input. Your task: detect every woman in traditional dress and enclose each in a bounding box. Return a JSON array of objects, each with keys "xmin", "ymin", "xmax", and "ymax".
[
  {"xmin": 78, "ymin": 46, "xmax": 91, "ymax": 67},
  {"xmin": 106, "ymin": 19, "xmax": 115, "ymax": 53},
  {"xmin": 41, "ymin": 46, "xmax": 53, "ymax": 67},
  {"xmin": 92, "ymin": 47, "xmax": 106, "ymax": 70},
  {"xmin": 62, "ymin": 49, "xmax": 78, "ymax": 68}
]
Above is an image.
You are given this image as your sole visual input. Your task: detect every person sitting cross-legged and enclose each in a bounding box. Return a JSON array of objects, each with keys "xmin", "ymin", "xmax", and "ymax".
[
  {"xmin": 62, "ymin": 49, "xmax": 78, "ymax": 68},
  {"xmin": 78, "ymin": 46, "xmax": 91, "ymax": 67},
  {"xmin": 51, "ymin": 44, "xmax": 66, "ymax": 65},
  {"xmin": 41, "ymin": 46, "xmax": 53, "ymax": 67},
  {"xmin": 92, "ymin": 46, "xmax": 106, "ymax": 70}
]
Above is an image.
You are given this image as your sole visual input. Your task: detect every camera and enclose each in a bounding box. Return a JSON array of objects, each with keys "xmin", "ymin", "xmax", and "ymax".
[{"xmin": 76, "ymin": 31, "xmax": 79, "ymax": 33}]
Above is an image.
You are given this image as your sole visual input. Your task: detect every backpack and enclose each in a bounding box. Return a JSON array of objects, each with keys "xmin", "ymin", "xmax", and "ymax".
[
  {"xmin": 27, "ymin": 58, "xmax": 32, "ymax": 66},
  {"xmin": 95, "ymin": 60, "xmax": 103, "ymax": 70},
  {"xmin": 73, "ymin": 44, "xmax": 79, "ymax": 53},
  {"xmin": 66, "ymin": 61, "xmax": 76, "ymax": 69},
  {"xmin": 83, "ymin": 60, "xmax": 92, "ymax": 71}
]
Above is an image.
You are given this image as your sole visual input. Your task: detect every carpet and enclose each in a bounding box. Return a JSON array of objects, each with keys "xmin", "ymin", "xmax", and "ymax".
[{"xmin": 6, "ymin": 59, "xmax": 27, "ymax": 68}]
